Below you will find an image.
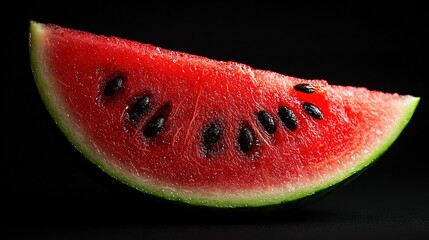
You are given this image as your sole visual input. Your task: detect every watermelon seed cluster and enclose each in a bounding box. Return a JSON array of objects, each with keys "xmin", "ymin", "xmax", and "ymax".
[
  {"xmin": 237, "ymin": 83, "xmax": 323, "ymax": 154},
  {"xmin": 103, "ymin": 75, "xmax": 171, "ymax": 138},
  {"xmin": 102, "ymin": 78, "xmax": 323, "ymax": 155},
  {"xmin": 294, "ymin": 84, "xmax": 323, "ymax": 120},
  {"xmin": 231, "ymin": 83, "xmax": 323, "ymax": 155}
]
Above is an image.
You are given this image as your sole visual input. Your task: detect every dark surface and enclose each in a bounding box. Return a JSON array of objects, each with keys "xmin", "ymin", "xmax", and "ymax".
[{"xmin": 4, "ymin": 2, "xmax": 428, "ymax": 239}]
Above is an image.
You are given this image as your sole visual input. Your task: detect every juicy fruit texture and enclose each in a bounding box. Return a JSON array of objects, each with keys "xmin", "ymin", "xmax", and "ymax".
[{"xmin": 29, "ymin": 21, "xmax": 419, "ymax": 208}]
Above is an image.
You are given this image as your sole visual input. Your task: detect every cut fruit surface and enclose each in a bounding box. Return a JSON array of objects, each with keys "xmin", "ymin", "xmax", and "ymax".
[{"xmin": 29, "ymin": 20, "xmax": 419, "ymax": 207}]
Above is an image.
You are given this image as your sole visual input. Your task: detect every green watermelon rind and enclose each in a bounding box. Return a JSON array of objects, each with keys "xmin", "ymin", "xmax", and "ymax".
[{"xmin": 29, "ymin": 21, "xmax": 420, "ymax": 208}]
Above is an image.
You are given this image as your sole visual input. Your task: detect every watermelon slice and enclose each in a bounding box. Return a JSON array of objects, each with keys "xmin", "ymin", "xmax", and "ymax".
[{"xmin": 29, "ymin": 20, "xmax": 419, "ymax": 208}]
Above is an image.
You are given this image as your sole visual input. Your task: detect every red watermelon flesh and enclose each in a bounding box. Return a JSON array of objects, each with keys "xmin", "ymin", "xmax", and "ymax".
[{"xmin": 29, "ymin": 21, "xmax": 419, "ymax": 207}]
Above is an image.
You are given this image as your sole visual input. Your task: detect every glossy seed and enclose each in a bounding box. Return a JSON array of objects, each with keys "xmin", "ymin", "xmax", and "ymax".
[
  {"xmin": 202, "ymin": 122, "xmax": 222, "ymax": 150},
  {"xmin": 143, "ymin": 115, "xmax": 165, "ymax": 137},
  {"xmin": 103, "ymin": 75, "xmax": 124, "ymax": 96},
  {"xmin": 128, "ymin": 96, "xmax": 151, "ymax": 122},
  {"xmin": 257, "ymin": 110, "xmax": 277, "ymax": 134},
  {"xmin": 294, "ymin": 83, "xmax": 315, "ymax": 93},
  {"xmin": 303, "ymin": 102, "xmax": 323, "ymax": 119},
  {"xmin": 238, "ymin": 126, "xmax": 254, "ymax": 153},
  {"xmin": 278, "ymin": 106, "xmax": 298, "ymax": 131}
]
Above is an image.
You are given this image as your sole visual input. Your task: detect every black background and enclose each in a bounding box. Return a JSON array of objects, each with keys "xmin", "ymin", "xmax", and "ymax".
[{"xmin": 4, "ymin": 2, "xmax": 428, "ymax": 239}]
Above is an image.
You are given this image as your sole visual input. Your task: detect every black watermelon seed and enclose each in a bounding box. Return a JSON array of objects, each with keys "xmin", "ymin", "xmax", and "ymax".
[
  {"xmin": 143, "ymin": 115, "xmax": 165, "ymax": 137},
  {"xmin": 238, "ymin": 126, "xmax": 254, "ymax": 153},
  {"xmin": 294, "ymin": 83, "xmax": 315, "ymax": 93},
  {"xmin": 303, "ymin": 102, "xmax": 323, "ymax": 120},
  {"xmin": 278, "ymin": 106, "xmax": 298, "ymax": 131},
  {"xmin": 128, "ymin": 96, "xmax": 151, "ymax": 122},
  {"xmin": 202, "ymin": 122, "xmax": 222, "ymax": 150},
  {"xmin": 257, "ymin": 110, "xmax": 277, "ymax": 134},
  {"xmin": 103, "ymin": 75, "xmax": 124, "ymax": 96}
]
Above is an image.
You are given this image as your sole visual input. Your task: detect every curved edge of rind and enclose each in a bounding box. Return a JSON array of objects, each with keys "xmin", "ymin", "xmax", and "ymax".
[
  {"xmin": 29, "ymin": 20, "xmax": 133, "ymax": 190},
  {"xmin": 30, "ymin": 21, "xmax": 88, "ymax": 161},
  {"xmin": 30, "ymin": 21, "xmax": 71, "ymax": 143}
]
